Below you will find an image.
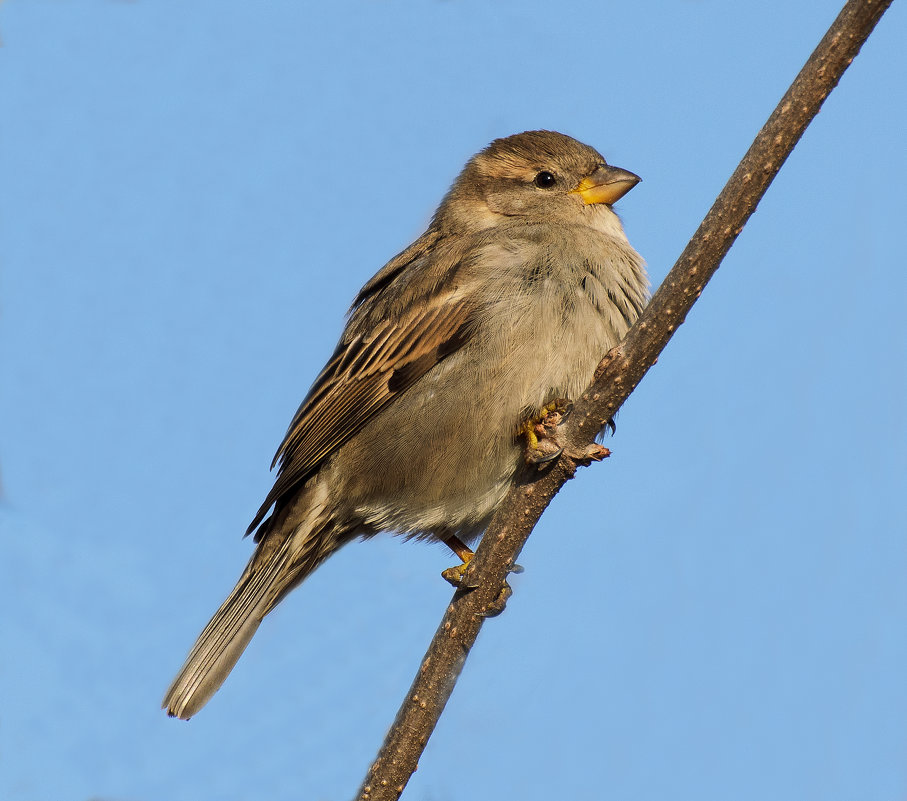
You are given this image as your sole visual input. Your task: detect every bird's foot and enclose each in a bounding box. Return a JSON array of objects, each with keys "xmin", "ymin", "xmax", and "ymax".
[
  {"xmin": 521, "ymin": 398, "xmax": 611, "ymax": 467},
  {"xmin": 441, "ymin": 566, "xmax": 518, "ymax": 617},
  {"xmin": 441, "ymin": 535, "xmax": 478, "ymax": 588},
  {"xmin": 566, "ymin": 442, "xmax": 611, "ymax": 465},
  {"xmin": 441, "ymin": 555, "xmax": 476, "ymax": 589},
  {"xmin": 479, "ymin": 581, "xmax": 513, "ymax": 617},
  {"xmin": 521, "ymin": 398, "xmax": 572, "ymax": 465},
  {"xmin": 520, "ymin": 398, "xmax": 614, "ymax": 469},
  {"xmin": 441, "ymin": 536, "xmax": 522, "ymax": 616}
]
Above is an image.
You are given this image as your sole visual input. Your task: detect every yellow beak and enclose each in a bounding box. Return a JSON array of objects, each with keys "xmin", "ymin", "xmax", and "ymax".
[{"xmin": 571, "ymin": 164, "xmax": 641, "ymax": 205}]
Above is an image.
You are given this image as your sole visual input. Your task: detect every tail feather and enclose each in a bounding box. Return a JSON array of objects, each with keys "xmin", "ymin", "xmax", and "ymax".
[{"xmin": 162, "ymin": 538, "xmax": 294, "ymax": 719}]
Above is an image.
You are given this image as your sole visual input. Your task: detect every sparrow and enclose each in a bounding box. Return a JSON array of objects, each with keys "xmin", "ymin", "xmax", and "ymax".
[{"xmin": 163, "ymin": 130, "xmax": 648, "ymax": 719}]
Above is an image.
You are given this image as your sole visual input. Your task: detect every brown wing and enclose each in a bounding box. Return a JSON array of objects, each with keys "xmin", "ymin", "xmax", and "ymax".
[{"xmin": 246, "ymin": 286, "xmax": 474, "ymax": 538}]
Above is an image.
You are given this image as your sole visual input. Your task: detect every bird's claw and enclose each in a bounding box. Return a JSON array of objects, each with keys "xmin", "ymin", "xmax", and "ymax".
[
  {"xmin": 522, "ymin": 398, "xmax": 573, "ymax": 466},
  {"xmin": 526, "ymin": 443, "xmax": 563, "ymax": 464},
  {"xmin": 441, "ymin": 560, "xmax": 478, "ymax": 589},
  {"xmin": 479, "ymin": 581, "xmax": 512, "ymax": 617},
  {"xmin": 522, "ymin": 400, "xmax": 613, "ymax": 467},
  {"xmin": 441, "ymin": 559, "xmax": 523, "ymax": 616},
  {"xmin": 563, "ymin": 443, "xmax": 611, "ymax": 465}
]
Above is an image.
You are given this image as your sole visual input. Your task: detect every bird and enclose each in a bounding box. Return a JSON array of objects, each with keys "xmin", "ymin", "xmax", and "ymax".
[{"xmin": 162, "ymin": 130, "xmax": 648, "ymax": 719}]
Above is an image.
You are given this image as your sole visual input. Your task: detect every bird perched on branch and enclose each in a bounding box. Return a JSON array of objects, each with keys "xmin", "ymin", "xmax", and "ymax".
[{"xmin": 163, "ymin": 130, "xmax": 648, "ymax": 719}]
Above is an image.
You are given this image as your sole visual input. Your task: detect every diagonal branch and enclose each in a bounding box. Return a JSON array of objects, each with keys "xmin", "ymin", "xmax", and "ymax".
[{"xmin": 356, "ymin": 1, "xmax": 893, "ymax": 798}]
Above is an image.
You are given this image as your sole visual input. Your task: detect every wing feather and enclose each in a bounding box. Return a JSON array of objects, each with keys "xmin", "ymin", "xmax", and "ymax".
[{"xmin": 247, "ymin": 288, "xmax": 475, "ymax": 537}]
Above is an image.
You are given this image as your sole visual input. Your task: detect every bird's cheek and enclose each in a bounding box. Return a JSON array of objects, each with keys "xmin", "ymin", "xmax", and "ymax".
[{"xmin": 485, "ymin": 191, "xmax": 530, "ymax": 215}]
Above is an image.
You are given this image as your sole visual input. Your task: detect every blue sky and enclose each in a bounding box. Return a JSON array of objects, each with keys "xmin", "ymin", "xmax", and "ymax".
[{"xmin": 1, "ymin": 2, "xmax": 905, "ymax": 800}]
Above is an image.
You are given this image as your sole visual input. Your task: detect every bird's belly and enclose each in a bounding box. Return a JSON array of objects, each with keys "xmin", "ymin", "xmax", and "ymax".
[{"xmin": 331, "ymin": 289, "xmax": 620, "ymax": 539}]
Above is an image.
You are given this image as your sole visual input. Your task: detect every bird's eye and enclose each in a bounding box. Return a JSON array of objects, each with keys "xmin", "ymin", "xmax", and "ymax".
[{"xmin": 534, "ymin": 171, "xmax": 556, "ymax": 189}]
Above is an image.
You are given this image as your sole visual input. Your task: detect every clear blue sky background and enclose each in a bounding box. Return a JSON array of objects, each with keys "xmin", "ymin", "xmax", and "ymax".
[{"xmin": 2, "ymin": 2, "xmax": 905, "ymax": 800}]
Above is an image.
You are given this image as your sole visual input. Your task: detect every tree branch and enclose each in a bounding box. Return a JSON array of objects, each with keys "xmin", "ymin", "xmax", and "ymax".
[{"xmin": 356, "ymin": 1, "xmax": 893, "ymax": 798}]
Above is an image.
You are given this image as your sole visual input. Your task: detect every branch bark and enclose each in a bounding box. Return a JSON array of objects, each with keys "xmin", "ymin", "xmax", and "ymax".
[{"xmin": 356, "ymin": 1, "xmax": 893, "ymax": 798}]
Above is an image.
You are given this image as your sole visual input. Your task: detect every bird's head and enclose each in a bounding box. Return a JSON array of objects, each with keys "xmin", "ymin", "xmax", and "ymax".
[{"xmin": 436, "ymin": 130, "xmax": 640, "ymax": 237}]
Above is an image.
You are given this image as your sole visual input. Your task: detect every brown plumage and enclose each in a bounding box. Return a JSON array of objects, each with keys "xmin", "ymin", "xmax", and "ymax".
[{"xmin": 162, "ymin": 130, "xmax": 648, "ymax": 719}]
